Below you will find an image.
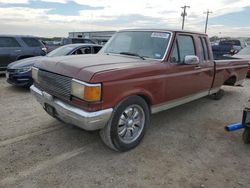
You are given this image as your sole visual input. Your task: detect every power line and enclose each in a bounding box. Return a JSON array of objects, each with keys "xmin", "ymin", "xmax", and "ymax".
[
  {"xmin": 204, "ymin": 10, "xmax": 212, "ymax": 33},
  {"xmin": 181, "ymin": 5, "xmax": 190, "ymax": 30}
]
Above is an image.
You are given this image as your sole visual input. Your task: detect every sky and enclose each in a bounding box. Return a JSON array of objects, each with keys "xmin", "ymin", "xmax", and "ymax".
[{"xmin": 0, "ymin": 0, "xmax": 250, "ymax": 38}]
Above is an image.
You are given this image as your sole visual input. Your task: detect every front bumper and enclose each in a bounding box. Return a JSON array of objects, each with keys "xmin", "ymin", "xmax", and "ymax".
[
  {"xmin": 6, "ymin": 69, "xmax": 33, "ymax": 87},
  {"xmin": 0, "ymin": 66, "xmax": 7, "ymax": 72},
  {"xmin": 30, "ymin": 85, "xmax": 113, "ymax": 131}
]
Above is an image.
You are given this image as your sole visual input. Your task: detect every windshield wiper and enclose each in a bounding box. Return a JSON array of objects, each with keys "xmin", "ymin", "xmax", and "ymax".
[{"xmin": 119, "ymin": 52, "xmax": 145, "ymax": 60}]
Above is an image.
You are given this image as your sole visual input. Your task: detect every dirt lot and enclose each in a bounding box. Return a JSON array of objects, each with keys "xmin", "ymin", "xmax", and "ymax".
[{"xmin": 0, "ymin": 75, "xmax": 250, "ymax": 188}]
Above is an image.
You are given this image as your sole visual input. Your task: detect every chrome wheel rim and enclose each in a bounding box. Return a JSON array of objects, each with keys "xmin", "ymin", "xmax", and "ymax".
[{"xmin": 117, "ymin": 104, "xmax": 145, "ymax": 144}]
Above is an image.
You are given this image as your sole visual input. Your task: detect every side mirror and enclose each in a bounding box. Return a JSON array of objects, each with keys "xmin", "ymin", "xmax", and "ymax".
[{"xmin": 183, "ymin": 55, "xmax": 199, "ymax": 65}]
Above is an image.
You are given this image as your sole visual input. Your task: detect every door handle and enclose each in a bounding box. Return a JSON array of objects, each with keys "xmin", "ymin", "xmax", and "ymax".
[{"xmin": 194, "ymin": 66, "xmax": 201, "ymax": 70}]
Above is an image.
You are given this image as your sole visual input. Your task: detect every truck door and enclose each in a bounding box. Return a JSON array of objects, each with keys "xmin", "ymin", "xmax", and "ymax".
[
  {"xmin": 196, "ymin": 36, "xmax": 216, "ymax": 92},
  {"xmin": 164, "ymin": 34, "xmax": 214, "ymax": 102}
]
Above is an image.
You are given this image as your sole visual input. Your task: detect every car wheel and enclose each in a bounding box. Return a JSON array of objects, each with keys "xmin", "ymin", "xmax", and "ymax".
[
  {"xmin": 99, "ymin": 96, "xmax": 150, "ymax": 152},
  {"xmin": 242, "ymin": 128, "xmax": 250, "ymax": 144}
]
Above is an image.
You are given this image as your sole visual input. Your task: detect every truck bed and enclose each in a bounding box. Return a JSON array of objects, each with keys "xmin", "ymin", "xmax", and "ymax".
[{"xmin": 213, "ymin": 58, "xmax": 249, "ymax": 88}]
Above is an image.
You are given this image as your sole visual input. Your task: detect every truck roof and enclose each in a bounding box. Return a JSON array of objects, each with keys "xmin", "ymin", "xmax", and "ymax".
[{"xmin": 118, "ymin": 28, "xmax": 208, "ymax": 36}]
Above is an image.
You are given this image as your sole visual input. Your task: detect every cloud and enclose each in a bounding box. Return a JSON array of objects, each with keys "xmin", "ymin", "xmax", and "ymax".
[
  {"xmin": 0, "ymin": 0, "xmax": 28, "ymax": 3},
  {"xmin": 0, "ymin": 0, "xmax": 249, "ymax": 37},
  {"xmin": 40, "ymin": 0, "xmax": 67, "ymax": 3}
]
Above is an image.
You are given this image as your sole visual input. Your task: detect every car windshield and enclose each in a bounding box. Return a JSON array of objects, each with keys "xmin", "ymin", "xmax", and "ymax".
[
  {"xmin": 46, "ymin": 45, "xmax": 75, "ymax": 57},
  {"xmin": 102, "ymin": 31, "xmax": 171, "ymax": 60},
  {"xmin": 237, "ymin": 47, "xmax": 250, "ymax": 55}
]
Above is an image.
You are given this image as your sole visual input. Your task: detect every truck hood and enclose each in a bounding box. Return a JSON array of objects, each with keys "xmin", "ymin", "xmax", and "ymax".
[{"xmin": 35, "ymin": 54, "xmax": 160, "ymax": 82}]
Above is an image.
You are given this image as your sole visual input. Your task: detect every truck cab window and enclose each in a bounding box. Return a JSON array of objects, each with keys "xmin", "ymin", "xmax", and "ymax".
[
  {"xmin": 170, "ymin": 35, "xmax": 195, "ymax": 64},
  {"xmin": 199, "ymin": 37, "xmax": 209, "ymax": 61},
  {"xmin": 178, "ymin": 35, "xmax": 195, "ymax": 62},
  {"xmin": 170, "ymin": 42, "xmax": 179, "ymax": 63}
]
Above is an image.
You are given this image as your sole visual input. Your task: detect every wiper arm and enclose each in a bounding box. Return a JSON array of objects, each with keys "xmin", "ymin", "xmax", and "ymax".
[{"xmin": 120, "ymin": 52, "xmax": 145, "ymax": 60}]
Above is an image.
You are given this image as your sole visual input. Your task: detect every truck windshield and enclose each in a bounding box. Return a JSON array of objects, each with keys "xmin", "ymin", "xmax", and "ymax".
[{"xmin": 102, "ymin": 31, "xmax": 171, "ymax": 60}]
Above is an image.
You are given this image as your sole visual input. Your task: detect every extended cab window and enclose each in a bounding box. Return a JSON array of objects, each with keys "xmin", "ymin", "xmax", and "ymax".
[
  {"xmin": 22, "ymin": 37, "xmax": 42, "ymax": 47},
  {"xmin": 202, "ymin": 37, "xmax": 210, "ymax": 60},
  {"xmin": 0, "ymin": 37, "xmax": 21, "ymax": 48},
  {"xmin": 199, "ymin": 37, "xmax": 209, "ymax": 61},
  {"xmin": 170, "ymin": 35, "xmax": 195, "ymax": 64}
]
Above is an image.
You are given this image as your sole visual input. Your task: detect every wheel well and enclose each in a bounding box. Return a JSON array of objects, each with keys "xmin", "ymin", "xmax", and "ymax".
[
  {"xmin": 223, "ymin": 76, "xmax": 237, "ymax": 86},
  {"xmin": 17, "ymin": 56, "xmax": 33, "ymax": 60},
  {"xmin": 138, "ymin": 94, "xmax": 151, "ymax": 110}
]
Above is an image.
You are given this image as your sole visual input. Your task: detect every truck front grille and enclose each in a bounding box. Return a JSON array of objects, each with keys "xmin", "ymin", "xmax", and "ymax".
[{"xmin": 38, "ymin": 70, "xmax": 72, "ymax": 99}]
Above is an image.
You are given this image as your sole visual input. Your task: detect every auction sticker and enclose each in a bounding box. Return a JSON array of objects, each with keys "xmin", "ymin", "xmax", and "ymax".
[{"xmin": 151, "ymin": 32, "xmax": 169, "ymax": 39}]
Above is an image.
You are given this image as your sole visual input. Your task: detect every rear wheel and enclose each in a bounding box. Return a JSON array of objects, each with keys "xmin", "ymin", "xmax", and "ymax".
[
  {"xmin": 242, "ymin": 128, "xmax": 250, "ymax": 144},
  {"xmin": 99, "ymin": 96, "xmax": 150, "ymax": 152}
]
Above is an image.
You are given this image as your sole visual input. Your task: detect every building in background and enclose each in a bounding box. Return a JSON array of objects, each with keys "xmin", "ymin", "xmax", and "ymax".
[{"xmin": 68, "ymin": 31, "xmax": 116, "ymax": 44}]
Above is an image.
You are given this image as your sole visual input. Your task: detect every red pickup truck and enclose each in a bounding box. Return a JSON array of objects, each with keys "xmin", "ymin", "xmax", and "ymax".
[{"xmin": 30, "ymin": 29, "xmax": 249, "ymax": 151}]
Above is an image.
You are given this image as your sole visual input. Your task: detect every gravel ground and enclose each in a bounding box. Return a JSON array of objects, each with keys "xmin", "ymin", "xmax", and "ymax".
[{"xmin": 0, "ymin": 75, "xmax": 250, "ymax": 188}]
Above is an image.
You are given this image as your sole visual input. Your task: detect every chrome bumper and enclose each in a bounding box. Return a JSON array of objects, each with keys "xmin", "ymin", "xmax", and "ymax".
[{"xmin": 30, "ymin": 85, "xmax": 113, "ymax": 131}]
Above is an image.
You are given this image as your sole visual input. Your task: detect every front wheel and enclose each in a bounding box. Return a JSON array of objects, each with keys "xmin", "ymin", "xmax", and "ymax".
[{"xmin": 99, "ymin": 96, "xmax": 150, "ymax": 152}]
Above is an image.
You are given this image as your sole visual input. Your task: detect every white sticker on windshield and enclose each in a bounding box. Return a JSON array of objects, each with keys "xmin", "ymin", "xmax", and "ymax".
[{"xmin": 151, "ymin": 32, "xmax": 169, "ymax": 39}]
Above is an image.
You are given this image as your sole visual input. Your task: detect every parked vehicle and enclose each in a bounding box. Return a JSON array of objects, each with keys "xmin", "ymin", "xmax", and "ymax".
[
  {"xmin": 0, "ymin": 35, "xmax": 47, "ymax": 72},
  {"xmin": 233, "ymin": 46, "xmax": 250, "ymax": 76},
  {"xmin": 212, "ymin": 39, "xmax": 247, "ymax": 58},
  {"xmin": 30, "ymin": 29, "xmax": 249, "ymax": 151},
  {"xmin": 42, "ymin": 41, "xmax": 61, "ymax": 53},
  {"xmin": 6, "ymin": 43, "xmax": 102, "ymax": 87},
  {"xmin": 60, "ymin": 38, "xmax": 96, "ymax": 46}
]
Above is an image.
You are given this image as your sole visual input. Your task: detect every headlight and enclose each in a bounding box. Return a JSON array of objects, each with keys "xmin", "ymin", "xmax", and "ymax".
[
  {"xmin": 32, "ymin": 67, "xmax": 39, "ymax": 83},
  {"xmin": 71, "ymin": 79, "xmax": 101, "ymax": 102},
  {"xmin": 17, "ymin": 66, "xmax": 32, "ymax": 73}
]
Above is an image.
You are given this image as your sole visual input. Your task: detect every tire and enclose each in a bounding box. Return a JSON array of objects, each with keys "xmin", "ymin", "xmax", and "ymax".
[
  {"xmin": 242, "ymin": 128, "xmax": 250, "ymax": 144},
  {"xmin": 211, "ymin": 89, "xmax": 224, "ymax": 100},
  {"xmin": 99, "ymin": 96, "xmax": 150, "ymax": 152}
]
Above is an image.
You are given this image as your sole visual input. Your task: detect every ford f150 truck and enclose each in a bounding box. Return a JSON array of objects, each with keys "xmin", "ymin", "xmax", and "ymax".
[{"xmin": 30, "ymin": 29, "xmax": 249, "ymax": 151}]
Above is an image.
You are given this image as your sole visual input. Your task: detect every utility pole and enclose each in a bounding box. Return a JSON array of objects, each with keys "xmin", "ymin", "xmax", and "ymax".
[
  {"xmin": 204, "ymin": 10, "xmax": 212, "ymax": 33},
  {"xmin": 181, "ymin": 5, "xmax": 190, "ymax": 30}
]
